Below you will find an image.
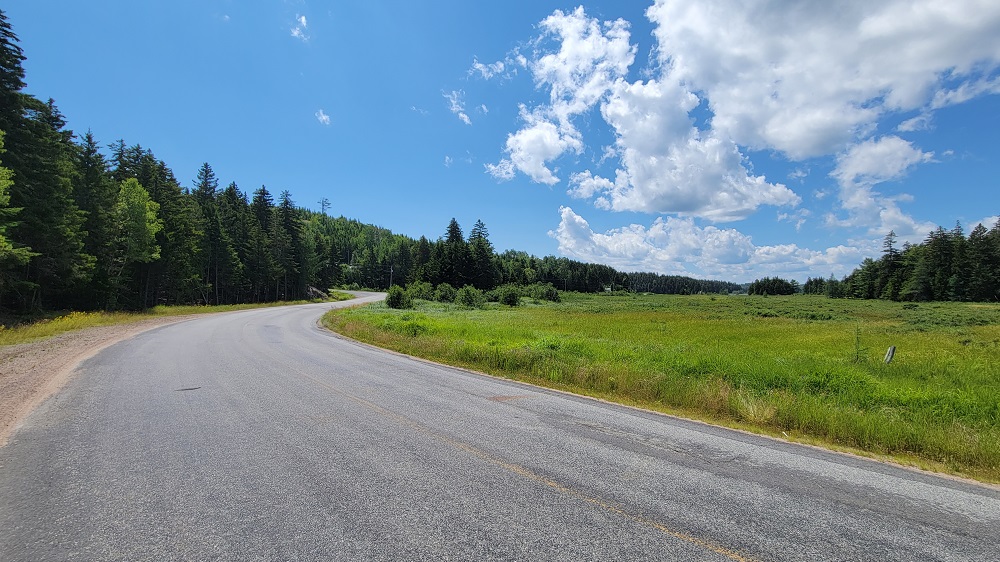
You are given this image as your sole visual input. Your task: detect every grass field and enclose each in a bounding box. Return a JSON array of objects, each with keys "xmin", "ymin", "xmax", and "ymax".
[{"xmin": 323, "ymin": 293, "xmax": 1000, "ymax": 482}]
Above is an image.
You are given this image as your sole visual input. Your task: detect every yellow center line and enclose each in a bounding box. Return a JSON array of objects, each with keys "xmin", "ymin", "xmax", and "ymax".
[{"xmin": 295, "ymin": 369, "xmax": 757, "ymax": 562}]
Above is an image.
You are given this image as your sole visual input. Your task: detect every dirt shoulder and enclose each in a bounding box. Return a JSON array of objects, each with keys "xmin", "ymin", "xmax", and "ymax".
[{"xmin": 0, "ymin": 316, "xmax": 195, "ymax": 447}]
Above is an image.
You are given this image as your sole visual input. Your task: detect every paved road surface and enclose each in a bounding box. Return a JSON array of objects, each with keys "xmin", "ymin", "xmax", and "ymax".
[{"xmin": 1, "ymin": 293, "xmax": 998, "ymax": 561}]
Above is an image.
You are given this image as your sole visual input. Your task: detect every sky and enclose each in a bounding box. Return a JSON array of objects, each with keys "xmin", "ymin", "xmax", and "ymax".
[{"xmin": 6, "ymin": 0, "xmax": 1000, "ymax": 283}]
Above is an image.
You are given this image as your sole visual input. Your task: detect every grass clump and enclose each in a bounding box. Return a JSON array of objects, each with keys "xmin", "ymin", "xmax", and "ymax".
[{"xmin": 323, "ymin": 293, "xmax": 1000, "ymax": 483}]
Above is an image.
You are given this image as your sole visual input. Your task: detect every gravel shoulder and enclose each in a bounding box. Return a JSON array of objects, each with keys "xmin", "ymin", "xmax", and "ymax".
[{"xmin": 0, "ymin": 316, "xmax": 195, "ymax": 447}]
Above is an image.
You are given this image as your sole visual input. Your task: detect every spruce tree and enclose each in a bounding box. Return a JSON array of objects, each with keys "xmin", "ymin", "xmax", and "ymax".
[{"xmin": 73, "ymin": 131, "xmax": 117, "ymax": 308}]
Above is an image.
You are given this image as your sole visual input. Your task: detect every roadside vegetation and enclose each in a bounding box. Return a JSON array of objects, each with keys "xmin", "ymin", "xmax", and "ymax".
[
  {"xmin": 324, "ymin": 292, "xmax": 1000, "ymax": 482},
  {"xmin": 0, "ymin": 292, "xmax": 354, "ymax": 347}
]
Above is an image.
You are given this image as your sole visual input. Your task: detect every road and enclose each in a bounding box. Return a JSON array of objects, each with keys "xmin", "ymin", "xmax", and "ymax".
[{"xmin": 1, "ymin": 293, "xmax": 997, "ymax": 561}]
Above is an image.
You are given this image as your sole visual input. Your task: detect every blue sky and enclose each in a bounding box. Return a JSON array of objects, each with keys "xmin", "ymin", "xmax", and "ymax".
[{"xmin": 7, "ymin": 1, "xmax": 1000, "ymax": 282}]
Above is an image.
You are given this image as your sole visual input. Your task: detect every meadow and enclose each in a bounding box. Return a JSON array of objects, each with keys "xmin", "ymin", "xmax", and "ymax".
[{"xmin": 323, "ymin": 293, "xmax": 1000, "ymax": 482}]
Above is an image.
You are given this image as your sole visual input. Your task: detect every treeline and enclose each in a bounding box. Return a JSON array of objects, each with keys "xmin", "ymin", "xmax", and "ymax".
[
  {"xmin": 747, "ymin": 277, "xmax": 798, "ymax": 296},
  {"xmin": 800, "ymin": 224, "xmax": 1000, "ymax": 301},
  {"xmin": 627, "ymin": 272, "xmax": 742, "ymax": 295}
]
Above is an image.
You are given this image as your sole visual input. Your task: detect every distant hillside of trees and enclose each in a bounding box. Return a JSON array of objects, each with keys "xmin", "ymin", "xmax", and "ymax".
[{"xmin": 0, "ymin": 9, "xmax": 737, "ymax": 314}]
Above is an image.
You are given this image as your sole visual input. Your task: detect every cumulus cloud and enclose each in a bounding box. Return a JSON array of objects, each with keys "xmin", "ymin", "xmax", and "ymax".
[
  {"xmin": 291, "ymin": 14, "xmax": 308, "ymax": 41},
  {"xmin": 550, "ymin": 207, "xmax": 862, "ymax": 280},
  {"xmin": 489, "ymin": 7, "xmax": 635, "ymax": 185},
  {"xmin": 444, "ymin": 90, "xmax": 472, "ymax": 125},
  {"xmin": 444, "ymin": 155, "xmax": 453, "ymax": 167},
  {"xmin": 315, "ymin": 109, "xmax": 331, "ymax": 126},
  {"xmin": 489, "ymin": 6, "xmax": 798, "ymax": 221},
  {"xmin": 827, "ymin": 135, "xmax": 936, "ymax": 238},
  {"xmin": 647, "ymin": 0, "xmax": 1000, "ymax": 159}
]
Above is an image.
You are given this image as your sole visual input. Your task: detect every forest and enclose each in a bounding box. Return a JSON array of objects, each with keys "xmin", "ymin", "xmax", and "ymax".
[{"xmin": 0, "ymin": 9, "xmax": 996, "ymax": 315}]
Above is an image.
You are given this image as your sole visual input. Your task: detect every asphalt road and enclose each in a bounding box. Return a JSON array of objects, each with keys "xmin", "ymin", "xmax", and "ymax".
[{"xmin": 1, "ymin": 293, "xmax": 998, "ymax": 561}]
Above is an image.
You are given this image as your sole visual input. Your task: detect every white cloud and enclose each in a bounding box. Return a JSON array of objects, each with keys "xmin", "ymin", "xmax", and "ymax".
[
  {"xmin": 410, "ymin": 106, "xmax": 428, "ymax": 116},
  {"xmin": 788, "ymin": 168, "xmax": 809, "ymax": 182},
  {"xmin": 973, "ymin": 216, "xmax": 1000, "ymax": 230},
  {"xmin": 444, "ymin": 90, "xmax": 471, "ymax": 125},
  {"xmin": 315, "ymin": 109, "xmax": 330, "ymax": 126},
  {"xmin": 499, "ymin": 114, "xmax": 582, "ymax": 185},
  {"xmin": 832, "ymin": 136, "xmax": 934, "ymax": 188},
  {"xmin": 485, "ymin": 159, "xmax": 516, "ymax": 181},
  {"xmin": 291, "ymin": 14, "xmax": 308, "ymax": 41},
  {"xmin": 470, "ymin": 57, "xmax": 507, "ymax": 80},
  {"xmin": 897, "ymin": 113, "xmax": 932, "ymax": 132},
  {"xmin": 490, "ymin": 6, "xmax": 799, "ymax": 221},
  {"xmin": 596, "ymin": 78, "xmax": 801, "ymax": 220},
  {"xmin": 549, "ymin": 207, "xmax": 862, "ymax": 281},
  {"xmin": 492, "ymin": 7, "xmax": 635, "ymax": 185},
  {"xmin": 827, "ymin": 135, "xmax": 936, "ymax": 238},
  {"xmin": 646, "ymin": 0, "xmax": 1000, "ymax": 159},
  {"xmin": 444, "ymin": 156, "xmax": 453, "ymax": 167}
]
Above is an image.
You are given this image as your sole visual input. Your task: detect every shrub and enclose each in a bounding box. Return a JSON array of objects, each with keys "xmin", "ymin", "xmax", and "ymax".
[
  {"xmin": 434, "ymin": 283, "xmax": 457, "ymax": 303},
  {"xmin": 385, "ymin": 285, "xmax": 412, "ymax": 309},
  {"xmin": 497, "ymin": 285, "xmax": 521, "ymax": 307},
  {"xmin": 456, "ymin": 285, "xmax": 485, "ymax": 309},
  {"xmin": 526, "ymin": 282, "xmax": 560, "ymax": 302},
  {"xmin": 407, "ymin": 281, "xmax": 433, "ymax": 301}
]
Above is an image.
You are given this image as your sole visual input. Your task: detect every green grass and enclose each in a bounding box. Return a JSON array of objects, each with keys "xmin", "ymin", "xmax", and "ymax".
[
  {"xmin": 323, "ymin": 293, "xmax": 1000, "ymax": 483},
  {"xmin": 0, "ymin": 297, "xmax": 343, "ymax": 347}
]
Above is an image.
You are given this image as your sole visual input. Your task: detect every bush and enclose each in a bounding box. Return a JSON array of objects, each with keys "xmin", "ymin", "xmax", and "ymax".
[
  {"xmin": 385, "ymin": 285, "xmax": 412, "ymax": 309},
  {"xmin": 456, "ymin": 285, "xmax": 485, "ymax": 309},
  {"xmin": 407, "ymin": 281, "xmax": 433, "ymax": 301},
  {"xmin": 526, "ymin": 282, "xmax": 560, "ymax": 302},
  {"xmin": 434, "ymin": 283, "xmax": 457, "ymax": 303},
  {"xmin": 496, "ymin": 285, "xmax": 521, "ymax": 307}
]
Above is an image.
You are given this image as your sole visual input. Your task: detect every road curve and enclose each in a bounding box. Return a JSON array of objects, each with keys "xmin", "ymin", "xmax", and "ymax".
[{"xmin": 1, "ymin": 292, "xmax": 997, "ymax": 561}]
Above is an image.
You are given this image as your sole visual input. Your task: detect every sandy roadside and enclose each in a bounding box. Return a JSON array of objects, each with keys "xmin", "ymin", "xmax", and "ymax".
[{"xmin": 0, "ymin": 316, "xmax": 197, "ymax": 447}]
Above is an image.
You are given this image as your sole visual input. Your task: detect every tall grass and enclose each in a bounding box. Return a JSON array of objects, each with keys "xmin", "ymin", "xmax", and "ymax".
[{"xmin": 323, "ymin": 294, "xmax": 1000, "ymax": 482}]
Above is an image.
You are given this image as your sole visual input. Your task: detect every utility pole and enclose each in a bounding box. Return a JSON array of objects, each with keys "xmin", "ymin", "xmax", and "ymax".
[{"xmin": 318, "ymin": 197, "xmax": 330, "ymax": 215}]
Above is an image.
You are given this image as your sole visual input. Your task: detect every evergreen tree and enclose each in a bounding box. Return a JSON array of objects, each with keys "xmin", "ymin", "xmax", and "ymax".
[
  {"xmin": 440, "ymin": 218, "xmax": 470, "ymax": 288},
  {"xmin": 72, "ymin": 131, "xmax": 117, "ymax": 308},
  {"xmin": 0, "ymin": 130, "xmax": 34, "ymax": 308},
  {"xmin": 5, "ymin": 96, "xmax": 92, "ymax": 309},
  {"xmin": 0, "ymin": 9, "xmax": 25, "ymax": 139},
  {"xmin": 468, "ymin": 219, "xmax": 497, "ymax": 290},
  {"xmin": 192, "ymin": 163, "xmax": 239, "ymax": 304},
  {"xmin": 217, "ymin": 182, "xmax": 251, "ymax": 302},
  {"xmin": 879, "ymin": 230, "xmax": 902, "ymax": 300},
  {"xmin": 248, "ymin": 186, "xmax": 276, "ymax": 300},
  {"xmin": 966, "ymin": 221, "xmax": 999, "ymax": 301}
]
